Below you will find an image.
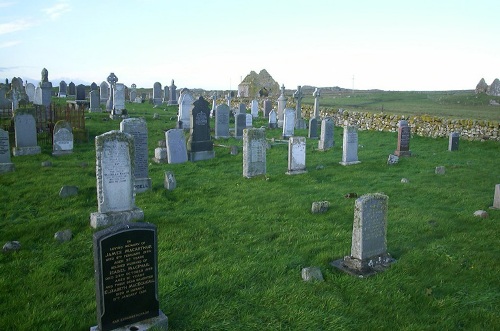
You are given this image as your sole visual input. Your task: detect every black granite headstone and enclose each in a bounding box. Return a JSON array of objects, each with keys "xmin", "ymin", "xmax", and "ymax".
[
  {"xmin": 187, "ymin": 96, "xmax": 214, "ymax": 161},
  {"xmin": 93, "ymin": 222, "xmax": 159, "ymax": 331},
  {"xmin": 76, "ymin": 84, "xmax": 86, "ymax": 101},
  {"xmin": 68, "ymin": 82, "xmax": 76, "ymax": 96}
]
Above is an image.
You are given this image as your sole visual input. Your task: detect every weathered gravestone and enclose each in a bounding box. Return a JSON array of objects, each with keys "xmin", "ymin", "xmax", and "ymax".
[
  {"xmin": 100, "ymin": 81, "xmax": 109, "ymax": 104},
  {"xmin": 91, "ymin": 222, "xmax": 168, "ymax": 331},
  {"xmin": 52, "ymin": 120, "xmax": 74, "ymax": 156},
  {"xmin": 293, "ymin": 85, "xmax": 306, "ymax": 129},
  {"xmin": 0, "ymin": 128, "xmax": 14, "ymax": 173},
  {"xmin": 286, "ymin": 136, "xmax": 307, "ymax": 175},
  {"xmin": 245, "ymin": 113, "xmax": 253, "ymax": 128},
  {"xmin": 90, "ymin": 131, "xmax": 144, "ymax": 229},
  {"xmin": 187, "ymin": 96, "xmax": 215, "ymax": 161},
  {"xmin": 331, "ymin": 193, "xmax": 395, "ymax": 277},
  {"xmin": 251, "ymin": 99, "xmax": 259, "ymax": 118},
  {"xmin": 178, "ymin": 90, "xmax": 194, "ymax": 130},
  {"xmin": 491, "ymin": 184, "xmax": 500, "ymax": 209},
  {"xmin": 263, "ymin": 99, "xmax": 272, "ymax": 118},
  {"xmin": 120, "ymin": 118, "xmax": 152, "ymax": 193},
  {"xmin": 90, "ymin": 82, "xmax": 98, "ymax": 91},
  {"xmin": 89, "ymin": 90, "xmax": 101, "ymax": 112},
  {"xmin": 68, "ymin": 82, "xmax": 76, "ymax": 96},
  {"xmin": 153, "ymin": 140, "xmax": 168, "ymax": 164},
  {"xmin": 448, "ymin": 132, "xmax": 459, "ymax": 151},
  {"xmin": 340, "ymin": 125, "xmax": 360, "ymax": 165},
  {"xmin": 76, "ymin": 84, "xmax": 86, "ymax": 101},
  {"xmin": 163, "ymin": 86, "xmax": 170, "ymax": 104},
  {"xmin": 112, "ymin": 83, "xmax": 126, "ymax": 118},
  {"xmin": 318, "ymin": 117, "xmax": 334, "ymax": 151},
  {"xmin": 313, "ymin": 88, "xmax": 321, "ymax": 118},
  {"xmin": 243, "ymin": 128, "xmax": 266, "ymax": 178},
  {"xmin": 12, "ymin": 111, "xmax": 41, "ymax": 156},
  {"xmin": 25, "ymin": 83, "xmax": 35, "ymax": 102},
  {"xmin": 165, "ymin": 129, "xmax": 188, "ymax": 164},
  {"xmin": 58, "ymin": 80, "xmax": 67, "ymax": 97},
  {"xmin": 237, "ymin": 103, "xmax": 246, "ymax": 115},
  {"xmin": 129, "ymin": 84, "xmax": 137, "ymax": 103},
  {"xmin": 277, "ymin": 84, "xmax": 286, "ymax": 127},
  {"xmin": 308, "ymin": 117, "xmax": 318, "ymax": 139},
  {"xmin": 106, "ymin": 73, "xmax": 119, "ymax": 112},
  {"xmin": 394, "ymin": 120, "xmax": 411, "ymax": 157},
  {"xmin": 268, "ymin": 109, "xmax": 277, "ymax": 129},
  {"xmin": 164, "ymin": 171, "xmax": 176, "ymax": 190},
  {"xmin": 215, "ymin": 104, "xmax": 230, "ymax": 139},
  {"xmin": 38, "ymin": 68, "xmax": 52, "ymax": 107},
  {"xmin": 282, "ymin": 108, "xmax": 295, "ymax": 139},
  {"xmin": 152, "ymin": 82, "xmax": 162, "ymax": 106},
  {"xmin": 167, "ymin": 79, "xmax": 177, "ymax": 105},
  {"xmin": 235, "ymin": 113, "xmax": 247, "ymax": 138}
]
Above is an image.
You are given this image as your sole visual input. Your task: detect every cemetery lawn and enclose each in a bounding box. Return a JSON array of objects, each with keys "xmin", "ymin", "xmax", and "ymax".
[{"xmin": 1, "ymin": 96, "xmax": 499, "ymax": 330}]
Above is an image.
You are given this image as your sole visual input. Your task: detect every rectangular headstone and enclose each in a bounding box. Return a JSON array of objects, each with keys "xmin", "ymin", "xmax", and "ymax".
[
  {"xmin": 282, "ymin": 108, "xmax": 295, "ymax": 139},
  {"xmin": 492, "ymin": 184, "xmax": 500, "ymax": 209},
  {"xmin": 89, "ymin": 90, "xmax": 101, "ymax": 112},
  {"xmin": 235, "ymin": 113, "xmax": 247, "ymax": 138},
  {"xmin": 243, "ymin": 128, "xmax": 266, "ymax": 178},
  {"xmin": 268, "ymin": 110, "xmax": 277, "ymax": 129},
  {"xmin": 12, "ymin": 111, "xmax": 41, "ymax": 156},
  {"xmin": 308, "ymin": 117, "xmax": 318, "ymax": 139},
  {"xmin": 245, "ymin": 113, "xmax": 253, "ymax": 128},
  {"xmin": 188, "ymin": 96, "xmax": 215, "ymax": 161},
  {"xmin": 0, "ymin": 128, "xmax": 14, "ymax": 173},
  {"xmin": 165, "ymin": 129, "xmax": 188, "ymax": 164},
  {"xmin": 339, "ymin": 125, "xmax": 360, "ymax": 165},
  {"xmin": 251, "ymin": 99, "xmax": 259, "ymax": 118},
  {"xmin": 394, "ymin": 120, "xmax": 411, "ymax": 156},
  {"xmin": 448, "ymin": 132, "xmax": 459, "ymax": 151},
  {"xmin": 152, "ymin": 82, "xmax": 162, "ymax": 105},
  {"xmin": 318, "ymin": 118, "xmax": 334, "ymax": 151},
  {"xmin": 178, "ymin": 92, "xmax": 194, "ymax": 129},
  {"xmin": 114, "ymin": 83, "xmax": 126, "ymax": 111},
  {"xmin": 286, "ymin": 136, "xmax": 307, "ymax": 175},
  {"xmin": 92, "ymin": 222, "xmax": 167, "ymax": 331},
  {"xmin": 215, "ymin": 104, "xmax": 230, "ymax": 139},
  {"xmin": 100, "ymin": 81, "xmax": 109, "ymax": 103},
  {"xmin": 52, "ymin": 120, "xmax": 73, "ymax": 156},
  {"xmin": 263, "ymin": 100, "xmax": 272, "ymax": 118},
  {"xmin": 76, "ymin": 84, "xmax": 86, "ymax": 101}
]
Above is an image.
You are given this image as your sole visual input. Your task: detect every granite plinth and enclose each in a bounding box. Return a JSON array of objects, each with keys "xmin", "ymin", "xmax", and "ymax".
[
  {"xmin": 0, "ymin": 163, "xmax": 15, "ymax": 173},
  {"xmin": 12, "ymin": 146, "xmax": 41, "ymax": 156},
  {"xmin": 90, "ymin": 208, "xmax": 144, "ymax": 229},
  {"xmin": 90, "ymin": 310, "xmax": 168, "ymax": 331},
  {"xmin": 331, "ymin": 253, "xmax": 395, "ymax": 278},
  {"xmin": 188, "ymin": 150, "xmax": 215, "ymax": 162}
]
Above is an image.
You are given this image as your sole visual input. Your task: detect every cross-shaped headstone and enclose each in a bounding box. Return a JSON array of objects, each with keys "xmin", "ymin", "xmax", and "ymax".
[
  {"xmin": 293, "ymin": 86, "xmax": 304, "ymax": 120},
  {"xmin": 313, "ymin": 88, "xmax": 321, "ymax": 118},
  {"xmin": 107, "ymin": 72, "xmax": 118, "ymax": 87}
]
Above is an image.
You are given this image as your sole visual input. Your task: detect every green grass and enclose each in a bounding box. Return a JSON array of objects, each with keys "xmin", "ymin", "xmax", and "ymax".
[{"xmin": 0, "ymin": 95, "xmax": 499, "ymax": 330}]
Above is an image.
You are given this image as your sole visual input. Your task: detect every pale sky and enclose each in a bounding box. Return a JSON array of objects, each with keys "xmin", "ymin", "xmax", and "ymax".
[{"xmin": 0, "ymin": 0, "xmax": 498, "ymax": 91}]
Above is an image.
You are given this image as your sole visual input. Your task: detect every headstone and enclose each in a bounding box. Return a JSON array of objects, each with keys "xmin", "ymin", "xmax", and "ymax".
[
  {"xmin": 387, "ymin": 154, "xmax": 399, "ymax": 165},
  {"xmin": 268, "ymin": 109, "xmax": 277, "ymax": 129},
  {"xmin": 90, "ymin": 82, "xmax": 98, "ymax": 91},
  {"xmin": 235, "ymin": 113, "xmax": 247, "ymax": 138},
  {"xmin": 153, "ymin": 146, "xmax": 168, "ymax": 163},
  {"xmin": 331, "ymin": 193, "xmax": 395, "ymax": 277},
  {"xmin": 163, "ymin": 86, "xmax": 170, "ymax": 104},
  {"xmin": 311, "ymin": 201, "xmax": 329, "ymax": 214},
  {"xmin": 58, "ymin": 81, "xmax": 67, "ymax": 97},
  {"xmin": 0, "ymin": 128, "xmax": 14, "ymax": 173},
  {"xmin": 243, "ymin": 128, "xmax": 266, "ymax": 178},
  {"xmin": 178, "ymin": 90, "xmax": 194, "ymax": 130},
  {"xmin": 339, "ymin": 125, "xmax": 360, "ymax": 165},
  {"xmin": 152, "ymin": 82, "xmax": 162, "ymax": 106},
  {"xmin": 12, "ymin": 111, "xmax": 41, "ymax": 156},
  {"xmin": 164, "ymin": 171, "xmax": 176, "ymax": 190},
  {"xmin": 120, "ymin": 118, "xmax": 151, "ymax": 193},
  {"xmin": 301, "ymin": 267, "xmax": 324, "ymax": 282},
  {"xmin": 277, "ymin": 84, "xmax": 286, "ymax": 127},
  {"xmin": 129, "ymin": 83, "xmax": 137, "ymax": 102},
  {"xmin": 251, "ymin": 99, "xmax": 259, "ymax": 118},
  {"xmin": 215, "ymin": 104, "xmax": 230, "ymax": 139},
  {"xmin": 100, "ymin": 81, "xmax": 109, "ymax": 103},
  {"xmin": 282, "ymin": 108, "xmax": 295, "ymax": 139},
  {"xmin": 33, "ymin": 86, "xmax": 42, "ymax": 106},
  {"xmin": 245, "ymin": 113, "xmax": 253, "ymax": 128},
  {"xmin": 167, "ymin": 79, "xmax": 177, "ymax": 105},
  {"xmin": 68, "ymin": 82, "xmax": 76, "ymax": 96},
  {"xmin": 318, "ymin": 117, "xmax": 334, "ymax": 151},
  {"xmin": 394, "ymin": 120, "xmax": 411, "ymax": 157},
  {"xmin": 293, "ymin": 86, "xmax": 306, "ymax": 129},
  {"xmin": 435, "ymin": 166, "xmax": 446, "ymax": 175},
  {"xmin": 165, "ymin": 129, "xmax": 188, "ymax": 164},
  {"xmin": 210, "ymin": 93, "xmax": 217, "ymax": 117},
  {"xmin": 59, "ymin": 186, "xmax": 78, "ymax": 198},
  {"xmin": 25, "ymin": 83, "xmax": 35, "ymax": 102},
  {"xmin": 106, "ymin": 73, "xmax": 119, "ymax": 111},
  {"xmin": 308, "ymin": 117, "xmax": 318, "ymax": 139},
  {"xmin": 263, "ymin": 99, "xmax": 272, "ymax": 118},
  {"xmin": 187, "ymin": 96, "xmax": 215, "ymax": 161},
  {"xmin": 52, "ymin": 120, "xmax": 74, "ymax": 156},
  {"xmin": 286, "ymin": 136, "xmax": 307, "ymax": 175},
  {"xmin": 90, "ymin": 130, "xmax": 144, "ymax": 229},
  {"xmin": 448, "ymin": 132, "xmax": 459, "ymax": 151},
  {"xmin": 113, "ymin": 83, "xmax": 126, "ymax": 114},
  {"xmin": 0, "ymin": 86, "xmax": 8, "ymax": 109},
  {"xmin": 54, "ymin": 229, "xmax": 72, "ymax": 242},
  {"xmin": 91, "ymin": 222, "xmax": 168, "ymax": 331},
  {"xmin": 238, "ymin": 103, "xmax": 246, "ymax": 115},
  {"xmin": 313, "ymin": 88, "xmax": 321, "ymax": 118},
  {"xmin": 38, "ymin": 68, "xmax": 52, "ymax": 107},
  {"xmin": 491, "ymin": 184, "xmax": 500, "ymax": 209},
  {"xmin": 89, "ymin": 90, "xmax": 101, "ymax": 112}
]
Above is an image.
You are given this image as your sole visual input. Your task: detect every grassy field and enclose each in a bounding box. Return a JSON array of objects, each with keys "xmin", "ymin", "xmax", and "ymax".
[{"xmin": 0, "ymin": 94, "xmax": 499, "ymax": 330}]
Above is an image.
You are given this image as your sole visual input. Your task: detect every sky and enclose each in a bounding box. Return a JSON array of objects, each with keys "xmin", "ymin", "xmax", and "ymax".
[{"xmin": 0, "ymin": 0, "xmax": 499, "ymax": 91}]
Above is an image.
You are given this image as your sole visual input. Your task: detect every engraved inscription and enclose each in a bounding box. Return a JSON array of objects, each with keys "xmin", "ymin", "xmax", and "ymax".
[
  {"xmin": 250, "ymin": 140, "xmax": 265, "ymax": 163},
  {"xmin": 102, "ymin": 140, "xmax": 132, "ymax": 212}
]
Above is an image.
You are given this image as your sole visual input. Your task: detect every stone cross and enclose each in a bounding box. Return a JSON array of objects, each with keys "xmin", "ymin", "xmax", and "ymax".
[
  {"xmin": 280, "ymin": 84, "xmax": 285, "ymax": 96},
  {"xmin": 107, "ymin": 72, "xmax": 118, "ymax": 87},
  {"xmin": 313, "ymin": 88, "xmax": 321, "ymax": 118},
  {"xmin": 293, "ymin": 85, "xmax": 304, "ymax": 120}
]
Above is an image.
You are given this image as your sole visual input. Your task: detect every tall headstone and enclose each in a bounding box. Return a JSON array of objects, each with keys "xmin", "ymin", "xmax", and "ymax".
[
  {"xmin": 313, "ymin": 88, "xmax": 321, "ymax": 118},
  {"xmin": 90, "ymin": 82, "xmax": 98, "ymax": 91},
  {"xmin": 210, "ymin": 93, "xmax": 217, "ymax": 117},
  {"xmin": 90, "ymin": 130, "xmax": 144, "ymax": 229},
  {"xmin": 243, "ymin": 128, "xmax": 266, "ymax": 178},
  {"xmin": 68, "ymin": 82, "xmax": 76, "ymax": 96},
  {"xmin": 106, "ymin": 73, "xmax": 119, "ymax": 112},
  {"xmin": 58, "ymin": 81, "xmax": 67, "ymax": 97},
  {"xmin": 152, "ymin": 82, "xmax": 162, "ymax": 106},
  {"xmin": 394, "ymin": 120, "xmax": 411, "ymax": 157},
  {"xmin": 0, "ymin": 128, "xmax": 14, "ymax": 173},
  {"xmin": 91, "ymin": 222, "xmax": 168, "ymax": 331},
  {"xmin": 163, "ymin": 85, "xmax": 170, "ymax": 104},
  {"xmin": 250, "ymin": 99, "xmax": 259, "ymax": 118},
  {"xmin": 120, "ymin": 118, "xmax": 152, "ymax": 193},
  {"xmin": 52, "ymin": 120, "xmax": 73, "ymax": 156},
  {"xmin": 293, "ymin": 85, "xmax": 306, "ymax": 129},
  {"xmin": 12, "ymin": 111, "xmax": 41, "ymax": 156},
  {"xmin": 165, "ymin": 129, "xmax": 188, "ymax": 164},
  {"xmin": 238, "ymin": 103, "xmax": 246, "ymax": 115},
  {"xmin": 32, "ymin": 86, "xmax": 42, "ymax": 107},
  {"xmin": 89, "ymin": 90, "xmax": 101, "ymax": 112},
  {"xmin": 492, "ymin": 184, "xmax": 500, "ymax": 209},
  {"xmin": 129, "ymin": 83, "xmax": 137, "ymax": 102},
  {"xmin": 277, "ymin": 84, "xmax": 286, "ymax": 127},
  {"xmin": 178, "ymin": 90, "xmax": 194, "ymax": 130},
  {"xmin": 332, "ymin": 193, "xmax": 395, "ymax": 277},
  {"xmin": 286, "ymin": 136, "xmax": 307, "ymax": 175},
  {"xmin": 235, "ymin": 113, "xmax": 247, "ymax": 138},
  {"xmin": 245, "ymin": 113, "xmax": 253, "ymax": 128},
  {"xmin": 263, "ymin": 99, "xmax": 272, "ymax": 118},
  {"xmin": 76, "ymin": 84, "xmax": 86, "ymax": 101},
  {"xmin": 448, "ymin": 132, "xmax": 459, "ymax": 151},
  {"xmin": 187, "ymin": 96, "xmax": 215, "ymax": 161},
  {"xmin": 39, "ymin": 68, "xmax": 52, "ymax": 107},
  {"xmin": 282, "ymin": 108, "xmax": 295, "ymax": 139},
  {"xmin": 340, "ymin": 124, "xmax": 360, "ymax": 165},
  {"xmin": 318, "ymin": 117, "xmax": 334, "ymax": 151},
  {"xmin": 25, "ymin": 83, "xmax": 35, "ymax": 102},
  {"xmin": 308, "ymin": 117, "xmax": 318, "ymax": 139},
  {"xmin": 167, "ymin": 79, "xmax": 177, "ymax": 105},
  {"xmin": 113, "ymin": 83, "xmax": 126, "ymax": 115},
  {"xmin": 100, "ymin": 81, "xmax": 109, "ymax": 103},
  {"xmin": 268, "ymin": 109, "xmax": 277, "ymax": 129},
  {"xmin": 215, "ymin": 103, "xmax": 230, "ymax": 139}
]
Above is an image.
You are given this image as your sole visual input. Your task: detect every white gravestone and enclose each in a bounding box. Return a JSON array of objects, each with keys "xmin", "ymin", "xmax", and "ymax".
[
  {"xmin": 245, "ymin": 113, "xmax": 253, "ymax": 128},
  {"xmin": 90, "ymin": 131, "xmax": 144, "ymax": 229},
  {"xmin": 52, "ymin": 120, "xmax": 73, "ymax": 156},
  {"xmin": 12, "ymin": 112, "xmax": 41, "ymax": 156},
  {"xmin": 25, "ymin": 83, "xmax": 35, "ymax": 102},
  {"xmin": 251, "ymin": 99, "xmax": 259, "ymax": 118},
  {"xmin": 286, "ymin": 136, "xmax": 307, "ymax": 175},
  {"xmin": 113, "ymin": 83, "xmax": 126, "ymax": 112},
  {"xmin": 492, "ymin": 184, "xmax": 500, "ymax": 209},
  {"xmin": 165, "ymin": 129, "xmax": 188, "ymax": 164},
  {"xmin": 178, "ymin": 92, "xmax": 194, "ymax": 130},
  {"xmin": 243, "ymin": 128, "xmax": 266, "ymax": 178},
  {"xmin": 340, "ymin": 125, "xmax": 360, "ymax": 165},
  {"xmin": 268, "ymin": 109, "xmax": 277, "ymax": 129},
  {"xmin": 0, "ymin": 128, "xmax": 14, "ymax": 173},
  {"xmin": 282, "ymin": 108, "xmax": 295, "ymax": 139},
  {"xmin": 318, "ymin": 117, "xmax": 334, "ymax": 151}
]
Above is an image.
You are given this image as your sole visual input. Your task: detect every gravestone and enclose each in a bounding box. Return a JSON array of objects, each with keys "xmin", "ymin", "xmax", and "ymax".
[
  {"xmin": 286, "ymin": 136, "xmax": 307, "ymax": 175},
  {"xmin": 129, "ymin": 84, "xmax": 137, "ymax": 102},
  {"xmin": 153, "ymin": 144, "xmax": 168, "ymax": 164},
  {"xmin": 178, "ymin": 90, "xmax": 194, "ymax": 130},
  {"xmin": 0, "ymin": 128, "xmax": 14, "ymax": 173},
  {"xmin": 90, "ymin": 130, "xmax": 144, "ymax": 229},
  {"xmin": 164, "ymin": 171, "xmax": 176, "ymax": 190},
  {"xmin": 491, "ymin": 184, "xmax": 500, "ymax": 209},
  {"xmin": 187, "ymin": 96, "xmax": 215, "ymax": 161},
  {"xmin": 76, "ymin": 84, "xmax": 86, "ymax": 101},
  {"xmin": 245, "ymin": 113, "xmax": 253, "ymax": 128},
  {"xmin": 33, "ymin": 86, "xmax": 42, "ymax": 106},
  {"xmin": 58, "ymin": 80, "xmax": 67, "ymax": 97},
  {"xmin": 308, "ymin": 117, "xmax": 318, "ymax": 139},
  {"xmin": 167, "ymin": 79, "xmax": 177, "ymax": 105},
  {"xmin": 12, "ymin": 111, "xmax": 41, "ymax": 156},
  {"xmin": 106, "ymin": 73, "xmax": 119, "ymax": 111},
  {"xmin": 277, "ymin": 84, "xmax": 286, "ymax": 127},
  {"xmin": 282, "ymin": 108, "xmax": 295, "ymax": 139},
  {"xmin": 120, "ymin": 118, "xmax": 151, "ymax": 193},
  {"xmin": 152, "ymin": 82, "xmax": 162, "ymax": 106},
  {"xmin": 238, "ymin": 103, "xmax": 246, "ymax": 115},
  {"xmin": 340, "ymin": 125, "xmax": 360, "ymax": 165},
  {"xmin": 251, "ymin": 99, "xmax": 259, "ymax": 118},
  {"xmin": 91, "ymin": 222, "xmax": 168, "ymax": 331},
  {"xmin": 52, "ymin": 120, "xmax": 73, "ymax": 156},
  {"xmin": 113, "ymin": 83, "xmax": 126, "ymax": 115},
  {"xmin": 243, "ymin": 128, "xmax": 266, "ymax": 178},
  {"xmin": 89, "ymin": 90, "xmax": 101, "ymax": 112},
  {"xmin": 165, "ymin": 129, "xmax": 188, "ymax": 164},
  {"xmin": 448, "ymin": 132, "xmax": 459, "ymax": 151},
  {"xmin": 394, "ymin": 120, "xmax": 411, "ymax": 157},
  {"xmin": 293, "ymin": 85, "xmax": 306, "ymax": 129},
  {"xmin": 263, "ymin": 99, "xmax": 272, "ymax": 118},
  {"xmin": 38, "ymin": 68, "xmax": 52, "ymax": 107},
  {"xmin": 163, "ymin": 86, "xmax": 170, "ymax": 104},
  {"xmin": 215, "ymin": 104, "xmax": 230, "ymax": 139},
  {"xmin": 268, "ymin": 109, "xmax": 277, "ymax": 129},
  {"xmin": 68, "ymin": 82, "xmax": 76, "ymax": 96},
  {"xmin": 90, "ymin": 82, "xmax": 98, "ymax": 91},
  {"xmin": 313, "ymin": 88, "xmax": 321, "ymax": 118},
  {"xmin": 235, "ymin": 113, "xmax": 247, "ymax": 138},
  {"xmin": 332, "ymin": 193, "xmax": 395, "ymax": 277},
  {"xmin": 100, "ymin": 81, "xmax": 109, "ymax": 103},
  {"xmin": 210, "ymin": 93, "xmax": 217, "ymax": 117},
  {"xmin": 25, "ymin": 83, "xmax": 35, "ymax": 102},
  {"xmin": 318, "ymin": 117, "xmax": 334, "ymax": 151}
]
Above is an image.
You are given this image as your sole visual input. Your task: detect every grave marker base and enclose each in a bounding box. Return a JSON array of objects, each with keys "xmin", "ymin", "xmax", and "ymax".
[
  {"xmin": 339, "ymin": 161, "xmax": 361, "ymax": 166},
  {"xmin": 331, "ymin": 254, "xmax": 395, "ymax": 278},
  {"xmin": 90, "ymin": 208, "xmax": 144, "ymax": 229},
  {"xmin": 12, "ymin": 146, "xmax": 41, "ymax": 156},
  {"xmin": 286, "ymin": 169, "xmax": 307, "ymax": 175},
  {"xmin": 188, "ymin": 150, "xmax": 215, "ymax": 162},
  {"xmin": 0, "ymin": 163, "xmax": 15, "ymax": 173},
  {"xmin": 52, "ymin": 150, "xmax": 73, "ymax": 156},
  {"xmin": 134, "ymin": 178, "xmax": 152, "ymax": 193},
  {"xmin": 90, "ymin": 310, "xmax": 168, "ymax": 331},
  {"xmin": 394, "ymin": 150, "xmax": 411, "ymax": 157}
]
